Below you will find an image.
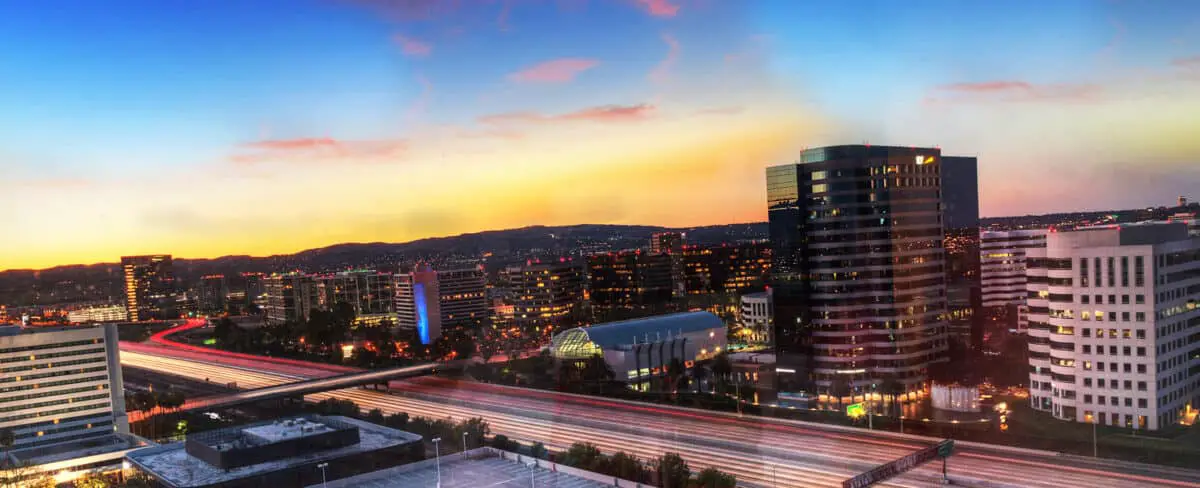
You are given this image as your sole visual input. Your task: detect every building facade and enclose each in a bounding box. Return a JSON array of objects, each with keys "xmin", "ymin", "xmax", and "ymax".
[
  {"xmin": 0, "ymin": 324, "xmax": 128, "ymax": 450},
  {"xmin": 738, "ymin": 290, "xmax": 773, "ymax": 347},
  {"xmin": 507, "ymin": 260, "xmax": 586, "ymax": 332},
  {"xmin": 313, "ymin": 271, "xmax": 396, "ymax": 317},
  {"xmin": 263, "ymin": 274, "xmax": 321, "ymax": 325},
  {"xmin": 395, "ymin": 266, "xmax": 441, "ymax": 345},
  {"xmin": 981, "ymin": 229, "xmax": 1049, "ymax": 339},
  {"xmin": 941, "ymin": 156, "xmax": 982, "ymax": 350},
  {"xmin": 649, "ymin": 231, "xmax": 686, "ymax": 297},
  {"xmin": 587, "ymin": 251, "xmax": 674, "ymax": 322},
  {"xmin": 121, "ymin": 255, "xmax": 174, "ymax": 322},
  {"xmin": 436, "ymin": 267, "xmax": 489, "ymax": 331},
  {"xmin": 766, "ymin": 145, "xmax": 951, "ymax": 397},
  {"xmin": 1025, "ymin": 223, "xmax": 1199, "ymax": 430},
  {"xmin": 66, "ymin": 305, "xmax": 128, "ymax": 324},
  {"xmin": 197, "ymin": 275, "xmax": 229, "ymax": 315}
]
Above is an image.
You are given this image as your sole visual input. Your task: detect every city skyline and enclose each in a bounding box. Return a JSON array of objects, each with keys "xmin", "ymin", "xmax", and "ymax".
[{"xmin": 3, "ymin": 0, "xmax": 1199, "ymax": 270}]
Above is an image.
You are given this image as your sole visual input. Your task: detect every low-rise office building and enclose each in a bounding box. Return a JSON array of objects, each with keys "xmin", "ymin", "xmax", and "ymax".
[{"xmin": 126, "ymin": 416, "xmax": 423, "ymax": 488}]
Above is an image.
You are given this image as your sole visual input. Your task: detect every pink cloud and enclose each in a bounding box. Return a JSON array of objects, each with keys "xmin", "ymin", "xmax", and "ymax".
[
  {"xmin": 508, "ymin": 58, "xmax": 599, "ymax": 83},
  {"xmin": 935, "ymin": 81, "xmax": 1101, "ymax": 102},
  {"xmin": 393, "ymin": 34, "xmax": 432, "ymax": 57},
  {"xmin": 649, "ymin": 33, "xmax": 679, "ymax": 83},
  {"xmin": 635, "ymin": 0, "xmax": 679, "ymax": 17},
  {"xmin": 479, "ymin": 103, "xmax": 655, "ymax": 125},
  {"xmin": 1172, "ymin": 56, "xmax": 1200, "ymax": 68},
  {"xmin": 232, "ymin": 138, "xmax": 407, "ymax": 165}
]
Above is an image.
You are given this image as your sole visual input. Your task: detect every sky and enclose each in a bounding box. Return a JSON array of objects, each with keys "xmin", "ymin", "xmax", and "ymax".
[{"xmin": 2, "ymin": 0, "xmax": 1199, "ymax": 270}]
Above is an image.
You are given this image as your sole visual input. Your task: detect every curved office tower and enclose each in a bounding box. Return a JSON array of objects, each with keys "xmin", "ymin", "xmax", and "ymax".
[{"xmin": 767, "ymin": 145, "xmax": 952, "ymax": 399}]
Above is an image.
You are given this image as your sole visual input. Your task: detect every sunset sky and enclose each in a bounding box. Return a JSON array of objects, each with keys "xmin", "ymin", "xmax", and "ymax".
[{"xmin": 2, "ymin": 0, "xmax": 1199, "ymax": 270}]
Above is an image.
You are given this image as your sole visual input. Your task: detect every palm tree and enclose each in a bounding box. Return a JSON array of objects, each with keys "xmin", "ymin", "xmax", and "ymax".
[{"xmin": 879, "ymin": 377, "xmax": 904, "ymax": 417}]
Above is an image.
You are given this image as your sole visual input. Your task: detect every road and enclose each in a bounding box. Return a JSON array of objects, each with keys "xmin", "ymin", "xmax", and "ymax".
[{"xmin": 119, "ymin": 347, "xmax": 1200, "ymax": 488}]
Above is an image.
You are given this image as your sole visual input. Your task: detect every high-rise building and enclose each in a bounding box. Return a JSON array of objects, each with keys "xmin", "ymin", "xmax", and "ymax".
[
  {"xmin": 436, "ymin": 267, "xmax": 489, "ymax": 331},
  {"xmin": 1025, "ymin": 222, "xmax": 1199, "ymax": 431},
  {"xmin": 941, "ymin": 156, "xmax": 982, "ymax": 350},
  {"xmin": 766, "ymin": 145, "xmax": 951, "ymax": 397},
  {"xmin": 395, "ymin": 265, "xmax": 441, "ymax": 345},
  {"xmin": 313, "ymin": 271, "xmax": 396, "ymax": 317},
  {"xmin": 682, "ymin": 243, "xmax": 772, "ymax": 295},
  {"xmin": 980, "ymin": 230, "xmax": 1048, "ymax": 339},
  {"xmin": 263, "ymin": 273, "xmax": 321, "ymax": 325},
  {"xmin": 650, "ymin": 231, "xmax": 687, "ymax": 297},
  {"xmin": 197, "ymin": 275, "xmax": 229, "ymax": 315},
  {"xmin": 121, "ymin": 255, "xmax": 174, "ymax": 322},
  {"xmin": 0, "ymin": 324, "xmax": 128, "ymax": 449},
  {"xmin": 650, "ymin": 232, "xmax": 685, "ymax": 255},
  {"xmin": 508, "ymin": 259, "xmax": 586, "ymax": 332},
  {"xmin": 67, "ymin": 305, "xmax": 129, "ymax": 324},
  {"xmin": 588, "ymin": 251, "xmax": 674, "ymax": 321},
  {"xmin": 243, "ymin": 272, "xmax": 266, "ymax": 308}
]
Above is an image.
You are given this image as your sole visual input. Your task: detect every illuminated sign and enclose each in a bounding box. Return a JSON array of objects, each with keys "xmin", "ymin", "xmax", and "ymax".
[
  {"xmin": 915, "ymin": 155, "xmax": 935, "ymax": 165},
  {"xmin": 846, "ymin": 402, "xmax": 865, "ymax": 418},
  {"xmin": 414, "ymin": 282, "xmax": 431, "ymax": 345}
]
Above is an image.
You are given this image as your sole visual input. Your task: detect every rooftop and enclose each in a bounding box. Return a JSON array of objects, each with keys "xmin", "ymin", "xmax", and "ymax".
[
  {"xmin": 10, "ymin": 433, "xmax": 148, "ymax": 468},
  {"xmin": 315, "ymin": 448, "xmax": 618, "ymax": 488},
  {"xmin": 555, "ymin": 311, "xmax": 723, "ymax": 349},
  {"xmin": 127, "ymin": 416, "xmax": 421, "ymax": 488}
]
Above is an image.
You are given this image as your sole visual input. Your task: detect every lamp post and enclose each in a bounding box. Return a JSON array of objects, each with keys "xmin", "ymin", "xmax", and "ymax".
[
  {"xmin": 529, "ymin": 461, "xmax": 536, "ymax": 488},
  {"xmin": 462, "ymin": 431, "xmax": 469, "ymax": 452},
  {"xmin": 1092, "ymin": 418, "xmax": 1098, "ymax": 458},
  {"xmin": 317, "ymin": 462, "xmax": 329, "ymax": 488},
  {"xmin": 433, "ymin": 437, "xmax": 442, "ymax": 488}
]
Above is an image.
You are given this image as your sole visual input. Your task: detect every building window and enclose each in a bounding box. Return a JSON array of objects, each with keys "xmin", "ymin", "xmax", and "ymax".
[
  {"xmin": 1122, "ymin": 295, "xmax": 1130, "ymax": 305},
  {"xmin": 1121, "ymin": 312, "xmax": 1131, "ymax": 322},
  {"xmin": 1082, "ymin": 295, "xmax": 1091, "ymax": 304},
  {"xmin": 1137, "ymin": 347, "xmax": 1146, "ymax": 356},
  {"xmin": 1125, "ymin": 398, "xmax": 1133, "ymax": 407},
  {"xmin": 1136, "ymin": 312, "xmax": 1146, "ymax": 322},
  {"xmin": 1095, "ymin": 258, "xmax": 1102, "ymax": 290},
  {"xmin": 1111, "ymin": 397, "xmax": 1119, "ymax": 406},
  {"xmin": 1108, "ymin": 258, "xmax": 1116, "ymax": 287},
  {"xmin": 1138, "ymin": 381, "xmax": 1147, "ymax": 391},
  {"xmin": 1124, "ymin": 364, "xmax": 1132, "ymax": 374},
  {"xmin": 1108, "ymin": 295, "xmax": 1116, "ymax": 305},
  {"xmin": 1083, "ymin": 345, "xmax": 1092, "ymax": 354},
  {"xmin": 1136, "ymin": 294, "xmax": 1145, "ymax": 304},
  {"xmin": 1136, "ymin": 330, "xmax": 1146, "ymax": 340},
  {"xmin": 1081, "ymin": 258, "xmax": 1089, "ymax": 287},
  {"xmin": 1099, "ymin": 378, "xmax": 1106, "ymax": 387},
  {"xmin": 1123, "ymin": 346, "xmax": 1132, "ymax": 356},
  {"xmin": 1083, "ymin": 328, "xmax": 1091, "ymax": 338},
  {"xmin": 1137, "ymin": 364, "xmax": 1146, "ymax": 374},
  {"xmin": 1083, "ymin": 360, "xmax": 1092, "ymax": 370},
  {"xmin": 1134, "ymin": 256, "xmax": 1145, "ymax": 287},
  {"xmin": 1084, "ymin": 378, "xmax": 1092, "ymax": 387},
  {"xmin": 1121, "ymin": 256, "xmax": 1129, "ymax": 287}
]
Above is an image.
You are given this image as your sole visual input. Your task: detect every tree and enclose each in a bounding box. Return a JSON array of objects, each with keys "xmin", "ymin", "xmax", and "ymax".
[
  {"xmin": 711, "ymin": 353, "xmax": 733, "ymax": 393},
  {"xmin": 212, "ymin": 318, "xmax": 237, "ymax": 348},
  {"xmin": 606, "ymin": 452, "xmax": 645, "ymax": 482},
  {"xmin": 385, "ymin": 412, "xmax": 410, "ymax": 430},
  {"xmin": 491, "ymin": 434, "xmax": 514, "ymax": 451},
  {"xmin": 665, "ymin": 358, "xmax": 686, "ymax": 394},
  {"xmin": 530, "ymin": 442, "xmax": 549, "ymax": 460},
  {"xmin": 695, "ymin": 467, "xmax": 736, "ymax": 488},
  {"xmin": 656, "ymin": 452, "xmax": 690, "ymax": 488},
  {"xmin": 879, "ymin": 377, "xmax": 904, "ymax": 417},
  {"xmin": 563, "ymin": 442, "xmax": 605, "ymax": 471},
  {"xmin": 365, "ymin": 409, "xmax": 385, "ymax": 425},
  {"xmin": 690, "ymin": 362, "xmax": 710, "ymax": 394},
  {"xmin": 73, "ymin": 473, "xmax": 111, "ymax": 488},
  {"xmin": 829, "ymin": 377, "xmax": 852, "ymax": 410}
]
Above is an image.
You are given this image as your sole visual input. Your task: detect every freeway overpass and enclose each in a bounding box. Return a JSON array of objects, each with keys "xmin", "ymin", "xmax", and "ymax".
[{"xmin": 179, "ymin": 360, "xmax": 461, "ymax": 411}]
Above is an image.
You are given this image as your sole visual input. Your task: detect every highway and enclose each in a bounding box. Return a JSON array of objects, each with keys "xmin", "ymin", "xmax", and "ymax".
[{"xmin": 119, "ymin": 347, "xmax": 1200, "ymax": 488}]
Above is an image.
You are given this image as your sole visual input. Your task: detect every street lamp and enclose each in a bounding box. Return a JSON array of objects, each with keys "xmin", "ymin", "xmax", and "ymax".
[
  {"xmin": 317, "ymin": 462, "xmax": 329, "ymax": 488},
  {"xmin": 462, "ymin": 432, "xmax": 469, "ymax": 452},
  {"xmin": 432, "ymin": 437, "xmax": 442, "ymax": 488}
]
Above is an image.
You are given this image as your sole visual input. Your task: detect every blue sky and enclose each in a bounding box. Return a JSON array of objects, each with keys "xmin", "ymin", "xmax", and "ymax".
[{"xmin": 1, "ymin": 0, "xmax": 1198, "ymax": 269}]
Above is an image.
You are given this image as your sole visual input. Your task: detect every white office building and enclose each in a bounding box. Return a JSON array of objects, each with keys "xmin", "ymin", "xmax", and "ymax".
[
  {"xmin": 67, "ymin": 305, "xmax": 129, "ymax": 324},
  {"xmin": 1026, "ymin": 222, "xmax": 1200, "ymax": 431},
  {"xmin": 738, "ymin": 291, "xmax": 773, "ymax": 347},
  {"xmin": 981, "ymin": 229, "xmax": 1048, "ymax": 308},
  {"xmin": 0, "ymin": 324, "xmax": 147, "ymax": 479}
]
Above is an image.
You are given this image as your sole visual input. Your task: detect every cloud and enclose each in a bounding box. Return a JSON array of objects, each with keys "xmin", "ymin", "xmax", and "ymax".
[
  {"xmin": 508, "ymin": 58, "xmax": 599, "ymax": 83},
  {"xmin": 1172, "ymin": 56, "xmax": 1200, "ymax": 68},
  {"xmin": 19, "ymin": 177, "xmax": 92, "ymax": 190},
  {"xmin": 405, "ymin": 73, "xmax": 434, "ymax": 121},
  {"xmin": 695, "ymin": 106, "xmax": 744, "ymax": 116},
  {"xmin": 231, "ymin": 138, "xmax": 408, "ymax": 165},
  {"xmin": 479, "ymin": 103, "xmax": 655, "ymax": 125},
  {"xmin": 634, "ymin": 0, "xmax": 680, "ymax": 17},
  {"xmin": 345, "ymin": 0, "xmax": 459, "ymax": 22},
  {"xmin": 393, "ymin": 34, "xmax": 432, "ymax": 57},
  {"xmin": 649, "ymin": 33, "xmax": 679, "ymax": 83},
  {"xmin": 933, "ymin": 81, "xmax": 1102, "ymax": 102}
]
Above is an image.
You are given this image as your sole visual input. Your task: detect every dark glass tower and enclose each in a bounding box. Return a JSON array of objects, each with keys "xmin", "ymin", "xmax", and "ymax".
[
  {"xmin": 941, "ymin": 156, "xmax": 983, "ymax": 352},
  {"xmin": 767, "ymin": 145, "xmax": 951, "ymax": 398}
]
